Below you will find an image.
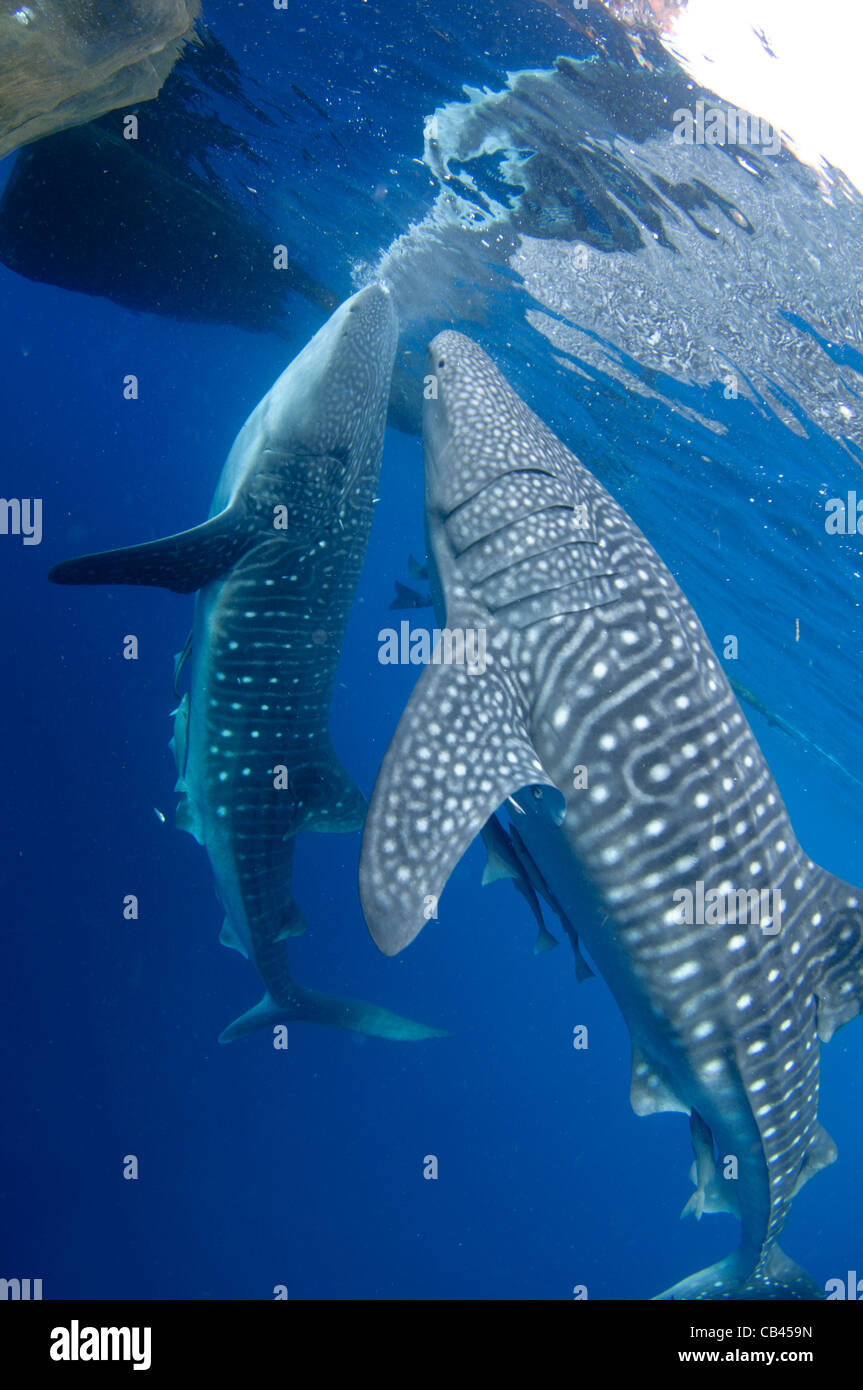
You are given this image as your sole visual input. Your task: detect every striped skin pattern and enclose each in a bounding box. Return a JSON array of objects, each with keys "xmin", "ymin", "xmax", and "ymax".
[
  {"xmin": 360, "ymin": 331, "xmax": 863, "ymax": 1298},
  {"xmin": 51, "ymin": 285, "xmax": 441, "ymax": 1045}
]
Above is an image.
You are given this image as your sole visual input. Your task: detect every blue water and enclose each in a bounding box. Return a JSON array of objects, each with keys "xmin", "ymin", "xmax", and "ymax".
[{"xmin": 2, "ymin": 0, "xmax": 862, "ymax": 1299}]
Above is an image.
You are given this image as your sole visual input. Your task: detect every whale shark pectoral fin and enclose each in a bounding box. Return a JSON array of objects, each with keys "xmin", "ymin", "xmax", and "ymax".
[
  {"xmin": 217, "ymin": 985, "xmax": 447, "ymax": 1044},
  {"xmin": 359, "ymin": 658, "xmax": 563, "ymax": 957},
  {"xmin": 630, "ymin": 1044, "xmax": 689, "ymax": 1117},
  {"xmin": 48, "ymin": 502, "xmax": 253, "ymax": 593},
  {"xmin": 306, "ymin": 757, "xmax": 366, "ymax": 834}
]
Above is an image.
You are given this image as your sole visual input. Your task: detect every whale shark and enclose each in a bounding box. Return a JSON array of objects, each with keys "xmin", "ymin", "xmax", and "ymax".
[
  {"xmin": 360, "ymin": 330, "xmax": 863, "ymax": 1298},
  {"xmin": 50, "ymin": 283, "xmax": 441, "ymax": 1045}
]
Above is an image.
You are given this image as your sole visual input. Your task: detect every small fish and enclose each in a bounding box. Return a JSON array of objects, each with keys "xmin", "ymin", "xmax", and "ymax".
[
  {"xmin": 508, "ymin": 821, "xmax": 594, "ymax": 981},
  {"xmin": 389, "ymin": 580, "xmax": 433, "ymax": 611},
  {"xmin": 753, "ymin": 26, "xmax": 778, "ymax": 59},
  {"xmin": 291, "ymin": 83, "xmax": 331, "ymax": 122},
  {"xmin": 730, "ymin": 677, "xmax": 863, "ymax": 793},
  {"xmin": 480, "ymin": 813, "xmax": 558, "ymax": 956}
]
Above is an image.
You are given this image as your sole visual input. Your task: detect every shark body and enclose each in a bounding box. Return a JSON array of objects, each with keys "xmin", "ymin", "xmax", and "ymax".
[
  {"xmin": 50, "ymin": 284, "xmax": 440, "ymax": 1045},
  {"xmin": 360, "ymin": 330, "xmax": 863, "ymax": 1298}
]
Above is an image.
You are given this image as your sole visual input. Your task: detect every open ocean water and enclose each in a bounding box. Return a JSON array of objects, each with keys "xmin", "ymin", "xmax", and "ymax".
[{"xmin": 1, "ymin": 0, "xmax": 862, "ymax": 1309}]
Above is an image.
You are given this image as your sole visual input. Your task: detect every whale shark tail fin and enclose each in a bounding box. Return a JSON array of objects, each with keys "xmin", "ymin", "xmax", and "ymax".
[
  {"xmin": 218, "ymin": 984, "xmax": 446, "ymax": 1045},
  {"xmin": 654, "ymin": 1246, "xmax": 824, "ymax": 1301}
]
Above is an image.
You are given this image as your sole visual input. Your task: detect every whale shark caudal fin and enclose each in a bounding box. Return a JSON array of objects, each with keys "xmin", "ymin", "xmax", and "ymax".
[
  {"xmin": 47, "ymin": 502, "xmax": 255, "ymax": 593},
  {"xmin": 654, "ymin": 1246, "xmax": 825, "ymax": 1301},
  {"xmin": 218, "ymin": 984, "xmax": 447, "ymax": 1044}
]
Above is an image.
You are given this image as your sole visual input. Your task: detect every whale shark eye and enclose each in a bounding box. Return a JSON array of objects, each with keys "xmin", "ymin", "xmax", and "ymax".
[{"xmin": 438, "ymin": 359, "xmax": 445, "ymax": 368}]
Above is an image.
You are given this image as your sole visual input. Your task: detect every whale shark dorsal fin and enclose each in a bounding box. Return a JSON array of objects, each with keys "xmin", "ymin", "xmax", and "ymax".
[
  {"xmin": 791, "ymin": 1122, "xmax": 837, "ymax": 1195},
  {"xmin": 360, "ymin": 658, "xmax": 564, "ymax": 956},
  {"xmin": 281, "ymin": 754, "xmax": 366, "ymax": 837},
  {"xmin": 48, "ymin": 502, "xmax": 254, "ymax": 593},
  {"xmin": 813, "ymin": 872, "xmax": 863, "ymax": 1041}
]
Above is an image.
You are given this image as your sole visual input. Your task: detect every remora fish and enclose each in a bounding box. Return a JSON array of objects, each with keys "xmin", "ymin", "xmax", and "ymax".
[
  {"xmin": 389, "ymin": 580, "xmax": 433, "ymax": 611},
  {"xmin": 360, "ymin": 330, "xmax": 863, "ymax": 1299},
  {"xmin": 506, "ymin": 819, "xmax": 595, "ymax": 982},
  {"xmin": 50, "ymin": 284, "xmax": 441, "ymax": 1045},
  {"xmin": 480, "ymin": 812, "xmax": 559, "ymax": 955}
]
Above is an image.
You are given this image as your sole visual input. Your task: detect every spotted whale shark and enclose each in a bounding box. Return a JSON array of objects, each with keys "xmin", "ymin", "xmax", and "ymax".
[
  {"xmin": 50, "ymin": 283, "xmax": 440, "ymax": 1045},
  {"xmin": 360, "ymin": 330, "xmax": 863, "ymax": 1298}
]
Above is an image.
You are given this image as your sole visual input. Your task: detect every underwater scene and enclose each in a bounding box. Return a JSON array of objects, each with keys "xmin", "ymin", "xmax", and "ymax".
[{"xmin": 2, "ymin": 0, "xmax": 863, "ymax": 1316}]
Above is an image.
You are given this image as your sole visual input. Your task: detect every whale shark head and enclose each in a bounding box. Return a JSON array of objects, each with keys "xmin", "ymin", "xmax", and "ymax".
[
  {"xmin": 423, "ymin": 330, "xmax": 534, "ymax": 512},
  {"xmin": 216, "ymin": 280, "xmax": 399, "ymax": 516},
  {"xmin": 274, "ymin": 280, "xmax": 398, "ymax": 454}
]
